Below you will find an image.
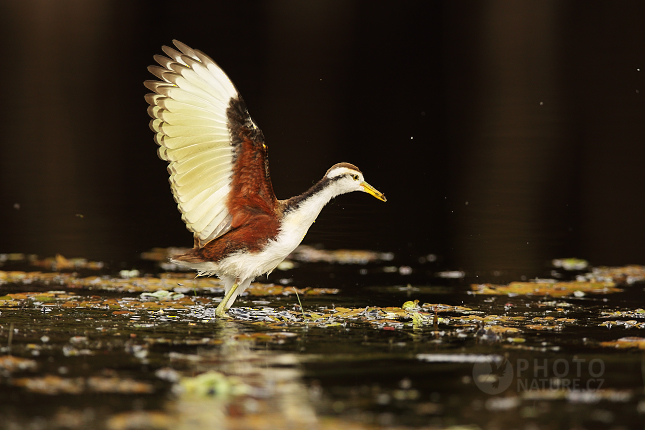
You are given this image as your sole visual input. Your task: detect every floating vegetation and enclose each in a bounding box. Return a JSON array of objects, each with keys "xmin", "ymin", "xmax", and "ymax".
[
  {"xmin": 230, "ymin": 305, "xmax": 407, "ymax": 329},
  {"xmin": 140, "ymin": 290, "xmax": 185, "ymax": 301},
  {"xmin": 31, "ymin": 254, "xmax": 105, "ymax": 271},
  {"xmin": 582, "ymin": 265, "xmax": 645, "ymax": 285},
  {"xmin": 382, "ymin": 265, "xmax": 414, "ymax": 275},
  {"xmin": 140, "ymin": 245, "xmax": 395, "ymax": 267},
  {"xmin": 416, "ymin": 354, "xmax": 505, "ymax": 363},
  {"xmin": 11, "ymin": 375, "xmax": 154, "ymax": 395},
  {"xmin": 471, "ymin": 280, "xmax": 620, "ymax": 297},
  {"xmin": 0, "ymin": 289, "xmax": 200, "ymax": 310},
  {"xmin": 421, "ymin": 303, "xmax": 474, "ymax": 313},
  {"xmin": 600, "ymin": 309, "xmax": 645, "ymax": 319},
  {"xmin": 552, "ymin": 258, "xmax": 589, "ymax": 271},
  {"xmin": 599, "ymin": 320, "xmax": 645, "ymax": 329},
  {"xmin": 232, "ymin": 332, "xmax": 298, "ymax": 343},
  {"xmin": 245, "ymin": 284, "xmax": 339, "ymax": 296},
  {"xmin": 0, "ymin": 290, "xmax": 80, "ymax": 306},
  {"xmin": 288, "ymin": 245, "xmax": 394, "ymax": 264},
  {"xmin": 178, "ymin": 370, "xmax": 251, "ymax": 398},
  {"xmin": 0, "ymin": 271, "xmax": 76, "ymax": 286},
  {"xmin": 0, "ymin": 288, "xmax": 605, "ymax": 338},
  {"xmin": 436, "ymin": 270, "xmax": 466, "ymax": 279},
  {"xmin": 0, "ymin": 355, "xmax": 38, "ymax": 373},
  {"xmin": 0, "ymin": 253, "xmax": 105, "ymax": 271},
  {"xmin": 226, "ymin": 301, "xmax": 486, "ymax": 332},
  {"xmin": 71, "ymin": 274, "xmax": 224, "ymax": 293},
  {"xmin": 0, "ymin": 253, "xmax": 38, "ymax": 266},
  {"xmin": 599, "ymin": 337, "xmax": 645, "ymax": 349},
  {"xmin": 106, "ymin": 411, "xmax": 173, "ymax": 430},
  {"xmin": 521, "ymin": 389, "xmax": 632, "ymax": 403},
  {"xmin": 0, "ymin": 271, "xmax": 339, "ymax": 298},
  {"xmin": 140, "ymin": 247, "xmax": 191, "ymax": 262},
  {"xmin": 0, "ymin": 289, "xmax": 296, "ymax": 316}
]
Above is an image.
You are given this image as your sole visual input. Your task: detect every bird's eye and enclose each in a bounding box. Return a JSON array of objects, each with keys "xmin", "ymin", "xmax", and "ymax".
[{"xmin": 352, "ymin": 174, "xmax": 359, "ymax": 181}]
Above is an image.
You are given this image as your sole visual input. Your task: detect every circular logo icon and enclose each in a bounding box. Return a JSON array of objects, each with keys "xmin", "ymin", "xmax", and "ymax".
[{"xmin": 473, "ymin": 358, "xmax": 513, "ymax": 394}]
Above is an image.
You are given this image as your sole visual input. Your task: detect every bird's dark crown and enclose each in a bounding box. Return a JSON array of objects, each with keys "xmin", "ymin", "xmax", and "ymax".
[{"xmin": 325, "ymin": 162, "xmax": 361, "ymax": 177}]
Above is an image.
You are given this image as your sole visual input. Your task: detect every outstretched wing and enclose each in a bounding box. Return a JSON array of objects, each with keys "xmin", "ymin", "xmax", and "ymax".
[{"xmin": 144, "ymin": 40, "xmax": 276, "ymax": 248}]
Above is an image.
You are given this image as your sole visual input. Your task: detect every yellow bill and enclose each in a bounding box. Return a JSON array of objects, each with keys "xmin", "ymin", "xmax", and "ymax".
[{"xmin": 360, "ymin": 181, "xmax": 387, "ymax": 202}]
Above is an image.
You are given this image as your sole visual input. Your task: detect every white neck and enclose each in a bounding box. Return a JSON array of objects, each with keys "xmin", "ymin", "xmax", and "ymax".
[
  {"xmin": 207, "ymin": 180, "xmax": 347, "ymax": 282},
  {"xmin": 282, "ymin": 182, "xmax": 339, "ymax": 234}
]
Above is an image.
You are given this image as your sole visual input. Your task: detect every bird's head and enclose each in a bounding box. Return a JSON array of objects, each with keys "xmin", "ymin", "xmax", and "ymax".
[{"xmin": 324, "ymin": 163, "xmax": 387, "ymax": 202}]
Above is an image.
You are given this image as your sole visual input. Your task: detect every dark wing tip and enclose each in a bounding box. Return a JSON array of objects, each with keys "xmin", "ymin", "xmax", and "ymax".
[{"xmin": 172, "ymin": 40, "xmax": 196, "ymax": 57}]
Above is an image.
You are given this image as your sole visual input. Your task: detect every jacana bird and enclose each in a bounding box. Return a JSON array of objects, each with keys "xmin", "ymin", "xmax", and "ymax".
[{"xmin": 145, "ymin": 40, "xmax": 386, "ymax": 317}]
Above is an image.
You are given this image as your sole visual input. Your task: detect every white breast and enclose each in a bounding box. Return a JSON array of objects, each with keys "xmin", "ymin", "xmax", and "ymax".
[{"xmin": 218, "ymin": 189, "xmax": 334, "ymax": 280}]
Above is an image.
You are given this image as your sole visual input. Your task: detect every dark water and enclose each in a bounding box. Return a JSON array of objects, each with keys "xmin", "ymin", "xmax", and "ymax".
[{"xmin": 1, "ymin": 254, "xmax": 645, "ymax": 429}]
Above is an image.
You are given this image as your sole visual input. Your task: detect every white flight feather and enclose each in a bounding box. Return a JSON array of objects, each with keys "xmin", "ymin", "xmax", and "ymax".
[
  {"xmin": 168, "ymin": 152, "xmax": 231, "ymax": 175},
  {"xmin": 173, "ymin": 159, "xmax": 230, "ymax": 186},
  {"xmin": 176, "ymin": 177, "xmax": 228, "ymax": 205},
  {"xmin": 163, "ymin": 143, "xmax": 230, "ymax": 161},
  {"xmin": 156, "ymin": 98, "xmax": 215, "ymax": 118},
  {"xmin": 158, "ymin": 87, "xmax": 221, "ymax": 111},
  {"xmin": 146, "ymin": 40, "xmax": 239, "ymax": 245},
  {"xmin": 161, "ymin": 135, "xmax": 226, "ymax": 149},
  {"xmin": 177, "ymin": 186, "xmax": 218, "ymax": 209},
  {"xmin": 194, "ymin": 206, "xmax": 231, "ymax": 239},
  {"xmin": 183, "ymin": 185, "xmax": 231, "ymax": 225}
]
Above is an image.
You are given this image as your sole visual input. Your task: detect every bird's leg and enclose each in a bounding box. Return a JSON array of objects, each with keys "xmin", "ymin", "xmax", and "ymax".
[
  {"xmin": 215, "ymin": 282, "xmax": 239, "ymax": 318},
  {"xmin": 225, "ymin": 278, "xmax": 254, "ymax": 310}
]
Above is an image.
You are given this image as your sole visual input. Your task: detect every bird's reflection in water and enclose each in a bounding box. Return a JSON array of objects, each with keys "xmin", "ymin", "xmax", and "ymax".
[{"xmin": 165, "ymin": 320, "xmax": 318, "ymax": 429}]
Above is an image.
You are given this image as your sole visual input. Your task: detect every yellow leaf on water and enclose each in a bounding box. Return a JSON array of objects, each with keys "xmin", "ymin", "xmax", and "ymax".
[
  {"xmin": 600, "ymin": 337, "xmax": 645, "ymax": 349},
  {"xmin": 472, "ymin": 281, "xmax": 620, "ymax": 297}
]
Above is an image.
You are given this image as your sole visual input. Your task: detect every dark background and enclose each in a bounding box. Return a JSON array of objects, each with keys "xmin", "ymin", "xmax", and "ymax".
[{"xmin": 1, "ymin": 1, "xmax": 644, "ymax": 276}]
